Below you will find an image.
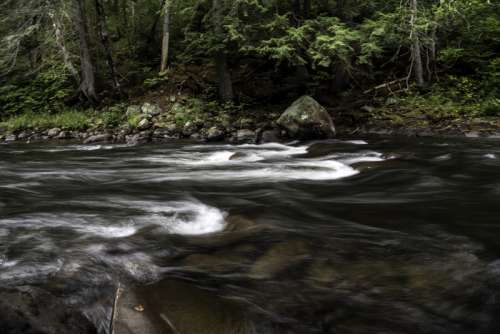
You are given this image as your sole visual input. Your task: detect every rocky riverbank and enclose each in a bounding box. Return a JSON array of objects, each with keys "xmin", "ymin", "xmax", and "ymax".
[{"xmin": 1, "ymin": 95, "xmax": 499, "ymax": 145}]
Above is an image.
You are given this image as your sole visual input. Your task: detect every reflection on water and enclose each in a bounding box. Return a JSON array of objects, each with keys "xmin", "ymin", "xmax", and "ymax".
[{"xmin": 1, "ymin": 138, "xmax": 500, "ymax": 333}]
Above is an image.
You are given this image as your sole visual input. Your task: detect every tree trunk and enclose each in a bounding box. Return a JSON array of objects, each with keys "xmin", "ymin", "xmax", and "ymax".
[
  {"xmin": 212, "ymin": 0, "xmax": 233, "ymax": 101},
  {"xmin": 410, "ymin": 0, "xmax": 424, "ymax": 87},
  {"xmin": 160, "ymin": 0, "xmax": 170, "ymax": 73},
  {"xmin": 94, "ymin": 0, "xmax": 120, "ymax": 92},
  {"xmin": 75, "ymin": 0, "xmax": 98, "ymax": 103},
  {"xmin": 303, "ymin": 0, "xmax": 311, "ymax": 19},
  {"xmin": 49, "ymin": 10, "xmax": 80, "ymax": 85}
]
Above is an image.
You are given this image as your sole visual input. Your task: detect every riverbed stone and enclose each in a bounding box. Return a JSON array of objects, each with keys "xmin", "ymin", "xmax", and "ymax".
[
  {"xmin": 141, "ymin": 102, "xmax": 162, "ymax": 117},
  {"xmin": 57, "ymin": 131, "xmax": 71, "ymax": 140},
  {"xmin": 250, "ymin": 240, "xmax": 309, "ymax": 279},
  {"xmin": 259, "ymin": 129, "xmax": 281, "ymax": 143},
  {"xmin": 83, "ymin": 133, "xmax": 113, "ymax": 144},
  {"xmin": 182, "ymin": 121, "xmax": 197, "ymax": 137},
  {"xmin": 0, "ymin": 286, "xmax": 96, "ymax": 334},
  {"xmin": 126, "ymin": 132, "xmax": 151, "ymax": 145},
  {"xmin": 206, "ymin": 126, "xmax": 224, "ymax": 141},
  {"xmin": 17, "ymin": 131, "xmax": 30, "ymax": 140},
  {"xmin": 5, "ymin": 134, "xmax": 17, "ymax": 142},
  {"xmin": 137, "ymin": 118, "xmax": 152, "ymax": 131},
  {"xmin": 277, "ymin": 95, "xmax": 336, "ymax": 139},
  {"xmin": 236, "ymin": 129, "xmax": 256, "ymax": 143},
  {"xmin": 113, "ymin": 279, "xmax": 263, "ymax": 334},
  {"xmin": 47, "ymin": 128, "xmax": 61, "ymax": 138}
]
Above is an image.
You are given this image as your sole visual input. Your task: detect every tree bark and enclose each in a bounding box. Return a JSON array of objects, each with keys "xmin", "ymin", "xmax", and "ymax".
[
  {"xmin": 94, "ymin": 0, "xmax": 120, "ymax": 92},
  {"xmin": 212, "ymin": 0, "xmax": 233, "ymax": 101},
  {"xmin": 410, "ymin": 0, "xmax": 424, "ymax": 87},
  {"xmin": 75, "ymin": 0, "xmax": 98, "ymax": 103},
  {"xmin": 160, "ymin": 0, "xmax": 171, "ymax": 73}
]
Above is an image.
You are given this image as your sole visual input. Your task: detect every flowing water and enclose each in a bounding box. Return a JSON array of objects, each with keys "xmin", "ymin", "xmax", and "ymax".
[{"xmin": 1, "ymin": 138, "xmax": 500, "ymax": 333}]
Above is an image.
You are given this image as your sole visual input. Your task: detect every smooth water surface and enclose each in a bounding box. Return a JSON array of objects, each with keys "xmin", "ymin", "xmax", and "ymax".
[{"xmin": 1, "ymin": 138, "xmax": 500, "ymax": 333}]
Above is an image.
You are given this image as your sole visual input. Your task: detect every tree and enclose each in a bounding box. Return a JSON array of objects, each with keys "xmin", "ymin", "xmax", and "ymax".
[
  {"xmin": 74, "ymin": 0, "xmax": 98, "ymax": 103},
  {"xmin": 212, "ymin": 0, "xmax": 233, "ymax": 101},
  {"xmin": 410, "ymin": 0, "xmax": 424, "ymax": 86},
  {"xmin": 94, "ymin": 0, "xmax": 121, "ymax": 92},
  {"xmin": 160, "ymin": 0, "xmax": 171, "ymax": 73}
]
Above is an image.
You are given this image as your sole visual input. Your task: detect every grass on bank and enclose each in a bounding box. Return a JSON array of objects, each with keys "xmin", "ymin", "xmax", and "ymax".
[{"xmin": 0, "ymin": 110, "xmax": 93, "ymax": 132}]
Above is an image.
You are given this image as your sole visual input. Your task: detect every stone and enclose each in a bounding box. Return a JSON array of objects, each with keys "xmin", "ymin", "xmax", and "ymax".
[
  {"xmin": 113, "ymin": 279, "xmax": 264, "ymax": 334},
  {"xmin": 17, "ymin": 132, "xmax": 30, "ymax": 140},
  {"xmin": 465, "ymin": 131, "xmax": 480, "ymax": 138},
  {"xmin": 126, "ymin": 132, "xmax": 150, "ymax": 145},
  {"xmin": 182, "ymin": 121, "xmax": 197, "ymax": 137},
  {"xmin": 236, "ymin": 129, "xmax": 256, "ymax": 143},
  {"xmin": 152, "ymin": 128, "xmax": 173, "ymax": 140},
  {"xmin": 141, "ymin": 102, "xmax": 162, "ymax": 117},
  {"xmin": 47, "ymin": 128, "xmax": 61, "ymax": 138},
  {"xmin": 190, "ymin": 133, "xmax": 202, "ymax": 140},
  {"xmin": 0, "ymin": 286, "xmax": 96, "ymax": 334},
  {"xmin": 137, "ymin": 118, "xmax": 152, "ymax": 131},
  {"xmin": 259, "ymin": 129, "xmax": 281, "ymax": 143},
  {"xmin": 250, "ymin": 240, "xmax": 309, "ymax": 279},
  {"xmin": 277, "ymin": 95, "xmax": 336, "ymax": 139},
  {"xmin": 83, "ymin": 133, "xmax": 113, "ymax": 144},
  {"xmin": 206, "ymin": 126, "xmax": 224, "ymax": 142},
  {"xmin": 57, "ymin": 131, "xmax": 71, "ymax": 140},
  {"xmin": 165, "ymin": 123, "xmax": 178, "ymax": 134},
  {"xmin": 5, "ymin": 134, "xmax": 16, "ymax": 142}
]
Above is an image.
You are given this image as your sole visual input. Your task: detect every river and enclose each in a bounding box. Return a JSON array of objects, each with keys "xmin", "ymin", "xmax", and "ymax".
[{"xmin": 1, "ymin": 137, "xmax": 499, "ymax": 333}]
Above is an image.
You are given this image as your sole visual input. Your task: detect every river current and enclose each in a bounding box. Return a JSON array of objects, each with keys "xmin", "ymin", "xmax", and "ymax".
[{"xmin": 1, "ymin": 137, "xmax": 500, "ymax": 333}]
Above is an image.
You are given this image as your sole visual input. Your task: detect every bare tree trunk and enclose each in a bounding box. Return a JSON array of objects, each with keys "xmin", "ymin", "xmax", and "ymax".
[
  {"xmin": 212, "ymin": 0, "xmax": 233, "ymax": 101},
  {"xmin": 160, "ymin": 0, "xmax": 170, "ymax": 73},
  {"xmin": 94, "ymin": 0, "xmax": 120, "ymax": 92},
  {"xmin": 49, "ymin": 10, "xmax": 80, "ymax": 85},
  {"xmin": 75, "ymin": 0, "xmax": 98, "ymax": 103},
  {"xmin": 410, "ymin": 0, "xmax": 424, "ymax": 87}
]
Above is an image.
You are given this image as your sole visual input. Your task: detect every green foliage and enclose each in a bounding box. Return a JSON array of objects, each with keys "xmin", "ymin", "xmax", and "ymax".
[
  {"xmin": 127, "ymin": 113, "xmax": 142, "ymax": 128},
  {"xmin": 0, "ymin": 64, "xmax": 73, "ymax": 117},
  {"xmin": 95, "ymin": 104, "xmax": 126, "ymax": 128}
]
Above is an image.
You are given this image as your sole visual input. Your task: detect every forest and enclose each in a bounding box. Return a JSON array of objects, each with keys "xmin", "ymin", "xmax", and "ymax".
[
  {"xmin": 2, "ymin": 2, "xmax": 500, "ymax": 334},
  {"xmin": 0, "ymin": 0, "xmax": 499, "ymax": 136}
]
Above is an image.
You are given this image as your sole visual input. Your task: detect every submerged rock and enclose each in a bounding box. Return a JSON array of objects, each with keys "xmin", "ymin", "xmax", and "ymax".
[
  {"xmin": 277, "ymin": 95, "xmax": 336, "ymax": 139},
  {"xmin": 113, "ymin": 279, "xmax": 262, "ymax": 334},
  {"xmin": 0, "ymin": 286, "xmax": 96, "ymax": 334},
  {"xmin": 250, "ymin": 240, "xmax": 310, "ymax": 279}
]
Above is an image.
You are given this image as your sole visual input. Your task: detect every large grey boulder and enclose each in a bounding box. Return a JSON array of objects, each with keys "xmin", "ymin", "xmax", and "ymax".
[{"xmin": 277, "ymin": 96, "xmax": 336, "ymax": 139}]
